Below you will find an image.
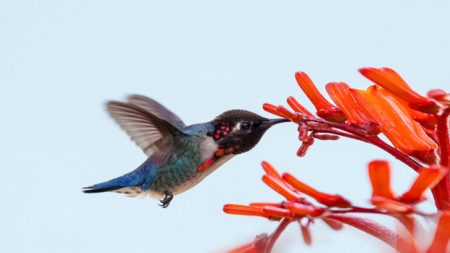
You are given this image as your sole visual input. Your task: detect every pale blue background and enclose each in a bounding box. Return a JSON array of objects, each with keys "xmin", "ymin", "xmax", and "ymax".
[{"xmin": 1, "ymin": 1, "xmax": 449, "ymax": 252}]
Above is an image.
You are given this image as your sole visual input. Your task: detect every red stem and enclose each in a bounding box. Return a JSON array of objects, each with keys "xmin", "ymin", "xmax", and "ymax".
[
  {"xmin": 306, "ymin": 119, "xmax": 423, "ymax": 171},
  {"xmin": 431, "ymin": 108, "xmax": 450, "ymax": 210},
  {"xmin": 314, "ymin": 129, "xmax": 367, "ymax": 142},
  {"xmin": 327, "ymin": 214, "xmax": 418, "ymax": 253},
  {"xmin": 264, "ymin": 218, "xmax": 292, "ymax": 253},
  {"xmin": 331, "ymin": 206, "xmax": 387, "ymax": 215},
  {"xmin": 365, "ymin": 136, "xmax": 422, "ymax": 171},
  {"xmin": 438, "ymin": 108, "xmax": 450, "ymax": 167}
]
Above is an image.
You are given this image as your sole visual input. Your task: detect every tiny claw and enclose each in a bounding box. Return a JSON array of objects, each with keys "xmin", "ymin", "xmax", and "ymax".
[{"xmin": 159, "ymin": 191, "xmax": 173, "ymax": 208}]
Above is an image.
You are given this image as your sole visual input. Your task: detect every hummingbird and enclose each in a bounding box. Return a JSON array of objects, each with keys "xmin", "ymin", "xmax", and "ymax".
[{"xmin": 83, "ymin": 95, "xmax": 287, "ymax": 207}]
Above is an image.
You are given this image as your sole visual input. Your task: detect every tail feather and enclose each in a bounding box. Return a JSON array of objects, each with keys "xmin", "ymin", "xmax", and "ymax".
[
  {"xmin": 82, "ymin": 184, "xmax": 122, "ymax": 193},
  {"xmin": 83, "ymin": 162, "xmax": 153, "ymax": 195},
  {"xmin": 83, "ymin": 172, "xmax": 145, "ymax": 194}
]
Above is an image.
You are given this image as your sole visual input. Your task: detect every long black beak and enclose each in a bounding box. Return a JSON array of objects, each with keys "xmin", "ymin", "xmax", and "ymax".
[{"xmin": 261, "ymin": 118, "xmax": 290, "ymax": 128}]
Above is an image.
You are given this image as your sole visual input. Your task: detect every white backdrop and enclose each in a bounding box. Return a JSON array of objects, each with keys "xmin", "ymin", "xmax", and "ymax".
[{"xmin": 1, "ymin": 1, "xmax": 449, "ymax": 252}]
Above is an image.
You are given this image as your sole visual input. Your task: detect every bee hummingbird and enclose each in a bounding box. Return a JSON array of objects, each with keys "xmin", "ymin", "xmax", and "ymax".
[{"xmin": 83, "ymin": 95, "xmax": 287, "ymax": 207}]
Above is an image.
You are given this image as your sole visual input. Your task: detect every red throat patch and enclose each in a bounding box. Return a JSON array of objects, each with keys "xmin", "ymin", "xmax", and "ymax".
[
  {"xmin": 197, "ymin": 157, "xmax": 216, "ymax": 172},
  {"xmin": 197, "ymin": 148, "xmax": 234, "ymax": 172}
]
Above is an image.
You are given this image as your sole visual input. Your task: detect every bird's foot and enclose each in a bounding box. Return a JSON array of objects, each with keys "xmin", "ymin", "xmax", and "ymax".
[{"xmin": 159, "ymin": 191, "xmax": 173, "ymax": 208}]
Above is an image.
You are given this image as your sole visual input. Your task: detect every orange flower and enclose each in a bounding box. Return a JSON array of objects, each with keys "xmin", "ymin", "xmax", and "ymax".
[
  {"xmin": 295, "ymin": 72, "xmax": 347, "ymax": 122},
  {"xmin": 426, "ymin": 212, "xmax": 450, "ymax": 253},
  {"xmin": 223, "ymin": 204, "xmax": 267, "ymax": 218},
  {"xmin": 284, "ymin": 202, "xmax": 324, "ymax": 216},
  {"xmin": 368, "ymin": 160, "xmax": 447, "ymax": 212},
  {"xmin": 359, "ymin": 67, "xmax": 441, "ymax": 113},
  {"xmin": 325, "ymin": 82, "xmax": 373, "ymax": 125},
  {"xmin": 262, "ymin": 103, "xmax": 294, "ymax": 121},
  {"xmin": 352, "ymin": 85, "xmax": 437, "ymax": 158},
  {"xmin": 286, "ymin": 96, "xmax": 315, "ymax": 117},
  {"xmin": 399, "ymin": 166, "xmax": 448, "ymax": 203},
  {"xmin": 282, "ymin": 172, "xmax": 351, "ymax": 207},
  {"xmin": 368, "ymin": 160, "xmax": 395, "ymax": 199},
  {"xmin": 262, "ymin": 174, "xmax": 302, "ymax": 202}
]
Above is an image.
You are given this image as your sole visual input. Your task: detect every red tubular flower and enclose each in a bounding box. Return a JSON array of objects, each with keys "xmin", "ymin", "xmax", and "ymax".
[
  {"xmin": 295, "ymin": 72, "xmax": 347, "ymax": 122},
  {"xmin": 325, "ymin": 82, "xmax": 373, "ymax": 125},
  {"xmin": 250, "ymin": 202, "xmax": 282, "ymax": 208},
  {"xmin": 322, "ymin": 218, "xmax": 344, "ymax": 230},
  {"xmin": 286, "ymin": 96, "xmax": 315, "ymax": 117},
  {"xmin": 282, "ymin": 172, "xmax": 351, "ymax": 207},
  {"xmin": 367, "ymin": 160, "xmax": 417, "ymax": 213},
  {"xmin": 261, "ymin": 161, "xmax": 284, "ymax": 182},
  {"xmin": 399, "ymin": 166, "xmax": 448, "ymax": 203},
  {"xmin": 426, "ymin": 212, "xmax": 450, "ymax": 253},
  {"xmin": 262, "ymin": 206, "xmax": 293, "ymax": 218},
  {"xmin": 352, "ymin": 85, "xmax": 438, "ymax": 160},
  {"xmin": 262, "ymin": 103, "xmax": 294, "ymax": 120},
  {"xmin": 227, "ymin": 67, "xmax": 449, "ymax": 253},
  {"xmin": 262, "ymin": 174, "xmax": 302, "ymax": 202},
  {"xmin": 284, "ymin": 202, "xmax": 324, "ymax": 216},
  {"xmin": 299, "ymin": 220, "xmax": 312, "ymax": 246},
  {"xmin": 223, "ymin": 204, "xmax": 274, "ymax": 219},
  {"xmin": 371, "ymin": 196, "xmax": 414, "ymax": 213},
  {"xmin": 368, "ymin": 160, "xmax": 395, "ymax": 199},
  {"xmin": 359, "ymin": 67, "xmax": 441, "ymax": 113}
]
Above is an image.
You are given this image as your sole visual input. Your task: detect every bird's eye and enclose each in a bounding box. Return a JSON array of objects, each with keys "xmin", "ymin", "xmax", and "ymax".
[{"xmin": 240, "ymin": 122, "xmax": 251, "ymax": 130}]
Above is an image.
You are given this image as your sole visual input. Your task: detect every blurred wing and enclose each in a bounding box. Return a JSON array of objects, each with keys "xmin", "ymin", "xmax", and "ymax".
[
  {"xmin": 107, "ymin": 101, "xmax": 183, "ymax": 165},
  {"xmin": 127, "ymin": 95, "xmax": 185, "ymax": 130}
]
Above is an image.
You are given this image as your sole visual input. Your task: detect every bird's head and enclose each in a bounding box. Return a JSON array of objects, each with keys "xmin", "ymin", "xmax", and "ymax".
[{"xmin": 209, "ymin": 110, "xmax": 288, "ymax": 154}]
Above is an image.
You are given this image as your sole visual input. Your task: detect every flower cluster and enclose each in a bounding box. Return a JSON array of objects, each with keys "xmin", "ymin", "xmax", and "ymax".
[
  {"xmin": 225, "ymin": 161, "xmax": 449, "ymax": 253},
  {"xmin": 224, "ymin": 68, "xmax": 450, "ymax": 252},
  {"xmin": 263, "ymin": 67, "xmax": 449, "ymax": 208}
]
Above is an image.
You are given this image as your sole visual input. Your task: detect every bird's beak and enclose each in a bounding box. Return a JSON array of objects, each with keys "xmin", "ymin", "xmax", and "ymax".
[{"xmin": 261, "ymin": 118, "xmax": 290, "ymax": 128}]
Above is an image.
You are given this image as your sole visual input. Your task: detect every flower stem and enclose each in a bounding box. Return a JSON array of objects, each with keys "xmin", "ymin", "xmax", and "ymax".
[
  {"xmin": 327, "ymin": 214, "xmax": 418, "ymax": 253},
  {"xmin": 264, "ymin": 218, "xmax": 292, "ymax": 253},
  {"xmin": 431, "ymin": 108, "xmax": 450, "ymax": 211},
  {"xmin": 305, "ymin": 119, "xmax": 423, "ymax": 171}
]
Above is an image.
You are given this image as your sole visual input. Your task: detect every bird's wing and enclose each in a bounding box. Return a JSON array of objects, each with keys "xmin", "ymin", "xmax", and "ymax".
[
  {"xmin": 127, "ymin": 95, "xmax": 186, "ymax": 130},
  {"xmin": 107, "ymin": 101, "xmax": 184, "ymax": 165}
]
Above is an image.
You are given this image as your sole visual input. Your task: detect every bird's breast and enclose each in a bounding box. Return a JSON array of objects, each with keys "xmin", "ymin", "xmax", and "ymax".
[{"xmin": 149, "ymin": 136, "xmax": 231, "ymax": 196}]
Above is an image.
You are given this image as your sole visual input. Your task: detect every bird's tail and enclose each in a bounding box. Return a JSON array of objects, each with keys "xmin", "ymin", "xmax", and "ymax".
[
  {"xmin": 83, "ymin": 168, "xmax": 147, "ymax": 194},
  {"xmin": 82, "ymin": 179, "xmax": 124, "ymax": 193}
]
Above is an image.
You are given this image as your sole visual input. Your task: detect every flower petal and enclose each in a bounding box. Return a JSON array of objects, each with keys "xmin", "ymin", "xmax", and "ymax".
[
  {"xmin": 287, "ymin": 96, "xmax": 315, "ymax": 117},
  {"xmin": 295, "ymin": 72, "xmax": 347, "ymax": 122},
  {"xmin": 299, "ymin": 219, "xmax": 312, "ymax": 246},
  {"xmin": 282, "ymin": 173, "xmax": 351, "ymax": 207},
  {"xmin": 261, "ymin": 161, "xmax": 283, "ymax": 181},
  {"xmin": 262, "ymin": 174, "xmax": 302, "ymax": 201},
  {"xmin": 368, "ymin": 160, "xmax": 395, "ymax": 199},
  {"xmin": 223, "ymin": 204, "xmax": 272, "ymax": 219},
  {"xmin": 263, "ymin": 103, "xmax": 291, "ymax": 120},
  {"xmin": 371, "ymin": 196, "xmax": 414, "ymax": 213},
  {"xmin": 262, "ymin": 206, "xmax": 293, "ymax": 218},
  {"xmin": 284, "ymin": 202, "xmax": 325, "ymax": 216},
  {"xmin": 352, "ymin": 86, "xmax": 437, "ymax": 155},
  {"xmin": 250, "ymin": 202, "xmax": 282, "ymax": 208},
  {"xmin": 325, "ymin": 82, "xmax": 373, "ymax": 125},
  {"xmin": 322, "ymin": 218, "xmax": 344, "ymax": 230},
  {"xmin": 359, "ymin": 67, "xmax": 441, "ymax": 113},
  {"xmin": 399, "ymin": 166, "xmax": 448, "ymax": 203}
]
